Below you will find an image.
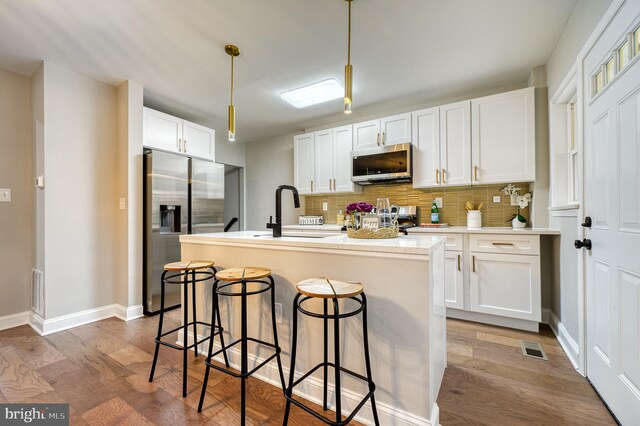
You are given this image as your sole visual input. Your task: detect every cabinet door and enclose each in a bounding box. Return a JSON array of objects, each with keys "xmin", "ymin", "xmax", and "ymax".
[
  {"xmin": 294, "ymin": 133, "xmax": 315, "ymax": 194},
  {"xmin": 333, "ymin": 125, "xmax": 358, "ymax": 193},
  {"xmin": 440, "ymin": 100, "xmax": 471, "ymax": 186},
  {"xmin": 445, "ymin": 251, "xmax": 464, "ymax": 309},
  {"xmin": 412, "ymin": 107, "xmax": 440, "ymax": 188},
  {"xmin": 471, "ymin": 87, "xmax": 535, "ymax": 184},
  {"xmin": 183, "ymin": 120, "xmax": 215, "ymax": 161},
  {"xmin": 469, "ymin": 252, "xmax": 541, "ymax": 321},
  {"xmin": 314, "ymin": 129, "xmax": 334, "ymax": 193},
  {"xmin": 381, "ymin": 113, "xmax": 412, "ymax": 146},
  {"xmin": 143, "ymin": 107, "xmax": 182, "ymax": 153},
  {"xmin": 353, "ymin": 119, "xmax": 381, "ymax": 149}
]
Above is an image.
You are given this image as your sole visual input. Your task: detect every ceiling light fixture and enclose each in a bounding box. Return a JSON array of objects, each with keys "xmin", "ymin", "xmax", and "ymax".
[
  {"xmin": 344, "ymin": 0, "xmax": 354, "ymax": 114},
  {"xmin": 280, "ymin": 79, "xmax": 344, "ymax": 108},
  {"xmin": 225, "ymin": 44, "xmax": 240, "ymax": 142}
]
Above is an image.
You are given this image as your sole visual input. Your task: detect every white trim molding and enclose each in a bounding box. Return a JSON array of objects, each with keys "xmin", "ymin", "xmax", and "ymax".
[
  {"xmin": 114, "ymin": 304, "xmax": 144, "ymax": 322},
  {"xmin": 179, "ymin": 330, "xmax": 437, "ymax": 426},
  {"xmin": 28, "ymin": 304, "xmax": 144, "ymax": 336},
  {"xmin": 549, "ymin": 311, "xmax": 580, "ymax": 371},
  {"xmin": 0, "ymin": 311, "xmax": 30, "ymax": 331}
]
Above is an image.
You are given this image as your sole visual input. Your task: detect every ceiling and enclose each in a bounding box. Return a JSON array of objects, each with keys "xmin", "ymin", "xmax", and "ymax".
[{"xmin": 0, "ymin": 0, "xmax": 583, "ymax": 142}]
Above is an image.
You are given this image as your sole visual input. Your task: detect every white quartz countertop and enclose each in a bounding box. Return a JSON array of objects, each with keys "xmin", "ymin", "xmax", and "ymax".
[
  {"xmin": 406, "ymin": 226, "xmax": 560, "ymax": 235},
  {"xmin": 180, "ymin": 230, "xmax": 446, "ymax": 255},
  {"xmin": 283, "ymin": 224, "xmax": 342, "ymax": 231}
]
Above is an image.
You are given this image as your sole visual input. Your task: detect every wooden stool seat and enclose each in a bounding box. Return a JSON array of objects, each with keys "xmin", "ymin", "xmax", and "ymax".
[
  {"xmin": 164, "ymin": 260, "xmax": 214, "ymax": 271},
  {"xmin": 216, "ymin": 267, "xmax": 272, "ymax": 281},
  {"xmin": 296, "ymin": 277, "xmax": 364, "ymax": 299}
]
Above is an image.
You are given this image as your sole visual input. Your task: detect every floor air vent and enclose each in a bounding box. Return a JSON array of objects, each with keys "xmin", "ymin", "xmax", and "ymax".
[{"xmin": 520, "ymin": 340, "xmax": 547, "ymax": 360}]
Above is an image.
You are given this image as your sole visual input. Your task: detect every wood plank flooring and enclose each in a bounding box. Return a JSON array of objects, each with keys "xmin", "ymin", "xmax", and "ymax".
[{"xmin": 0, "ymin": 314, "xmax": 615, "ymax": 425}]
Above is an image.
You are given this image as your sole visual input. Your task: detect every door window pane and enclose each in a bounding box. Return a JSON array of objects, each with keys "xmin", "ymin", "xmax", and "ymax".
[
  {"xmin": 594, "ymin": 70, "xmax": 604, "ymax": 96},
  {"xmin": 634, "ymin": 27, "xmax": 640, "ymax": 57},
  {"xmin": 619, "ymin": 41, "xmax": 630, "ymax": 69},
  {"xmin": 605, "ymin": 57, "xmax": 615, "ymax": 84}
]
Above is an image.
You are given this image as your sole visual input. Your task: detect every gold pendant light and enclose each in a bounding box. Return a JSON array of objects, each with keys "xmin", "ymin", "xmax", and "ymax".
[
  {"xmin": 344, "ymin": 0, "xmax": 353, "ymax": 114},
  {"xmin": 225, "ymin": 44, "xmax": 240, "ymax": 141}
]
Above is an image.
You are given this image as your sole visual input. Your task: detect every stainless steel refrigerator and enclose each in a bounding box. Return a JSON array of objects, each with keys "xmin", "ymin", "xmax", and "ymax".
[{"xmin": 143, "ymin": 149, "xmax": 225, "ymax": 315}]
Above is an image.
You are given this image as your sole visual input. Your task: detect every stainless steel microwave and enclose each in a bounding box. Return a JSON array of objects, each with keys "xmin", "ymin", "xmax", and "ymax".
[{"xmin": 351, "ymin": 143, "xmax": 412, "ymax": 184}]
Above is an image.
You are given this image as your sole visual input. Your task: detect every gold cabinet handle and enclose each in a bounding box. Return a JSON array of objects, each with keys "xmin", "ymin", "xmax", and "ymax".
[
  {"xmin": 472, "ymin": 255, "xmax": 476, "ymax": 272},
  {"xmin": 183, "ymin": 139, "xmax": 187, "ymax": 152},
  {"xmin": 474, "ymin": 165, "xmax": 479, "ymax": 181},
  {"xmin": 442, "ymin": 168, "xmax": 446, "ymax": 184},
  {"xmin": 492, "ymin": 242, "xmax": 515, "ymax": 246},
  {"xmin": 457, "ymin": 254, "xmax": 461, "ymax": 271},
  {"xmin": 311, "ymin": 180, "xmax": 314, "ymax": 193},
  {"xmin": 177, "ymin": 138, "xmax": 181, "ymax": 151},
  {"xmin": 382, "ymin": 132, "xmax": 386, "ymax": 145},
  {"xmin": 436, "ymin": 169, "xmax": 440, "ymax": 184},
  {"xmin": 333, "ymin": 178, "xmax": 336, "ymax": 191},
  {"xmin": 376, "ymin": 132, "xmax": 380, "ymax": 146}
]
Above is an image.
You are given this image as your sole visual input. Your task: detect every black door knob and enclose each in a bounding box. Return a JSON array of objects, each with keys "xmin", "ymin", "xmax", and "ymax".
[
  {"xmin": 582, "ymin": 217, "xmax": 592, "ymax": 228},
  {"xmin": 574, "ymin": 239, "xmax": 592, "ymax": 250}
]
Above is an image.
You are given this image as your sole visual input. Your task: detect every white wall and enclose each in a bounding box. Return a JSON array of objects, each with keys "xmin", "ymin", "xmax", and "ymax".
[
  {"xmin": 546, "ymin": 0, "xmax": 612, "ymax": 97},
  {"xmin": 0, "ymin": 67, "xmax": 33, "ymax": 317},
  {"xmin": 216, "ymin": 138, "xmax": 245, "ymax": 168},
  {"xmin": 245, "ymin": 133, "xmax": 305, "ymax": 230},
  {"xmin": 40, "ymin": 62, "xmax": 120, "ymax": 319}
]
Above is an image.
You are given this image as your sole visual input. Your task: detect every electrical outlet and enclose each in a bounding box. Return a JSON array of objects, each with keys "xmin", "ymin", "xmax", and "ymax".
[
  {"xmin": 322, "ymin": 202, "xmax": 328, "ymax": 211},
  {"xmin": 493, "ymin": 196, "xmax": 501, "ymax": 203},
  {"xmin": 119, "ymin": 197, "xmax": 126, "ymax": 210},
  {"xmin": 0, "ymin": 188, "xmax": 11, "ymax": 202},
  {"xmin": 434, "ymin": 197, "xmax": 443, "ymax": 208},
  {"xmin": 275, "ymin": 303, "xmax": 283, "ymax": 324}
]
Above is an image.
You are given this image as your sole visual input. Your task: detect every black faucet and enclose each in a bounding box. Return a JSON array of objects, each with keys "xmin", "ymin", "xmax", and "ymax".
[{"xmin": 266, "ymin": 185, "xmax": 300, "ymax": 237}]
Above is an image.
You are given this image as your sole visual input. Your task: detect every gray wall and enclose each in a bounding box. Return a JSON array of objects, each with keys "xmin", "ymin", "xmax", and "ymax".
[
  {"xmin": 245, "ymin": 134, "xmax": 305, "ymax": 231},
  {"xmin": 0, "ymin": 67, "xmax": 33, "ymax": 317}
]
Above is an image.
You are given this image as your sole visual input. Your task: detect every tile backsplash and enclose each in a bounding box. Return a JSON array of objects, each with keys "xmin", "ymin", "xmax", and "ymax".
[{"xmin": 304, "ymin": 182, "xmax": 531, "ymax": 227}]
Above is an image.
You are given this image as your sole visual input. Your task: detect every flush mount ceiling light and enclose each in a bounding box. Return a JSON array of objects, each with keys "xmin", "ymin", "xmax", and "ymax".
[
  {"xmin": 344, "ymin": 0, "xmax": 354, "ymax": 114},
  {"xmin": 280, "ymin": 79, "xmax": 344, "ymax": 108},
  {"xmin": 225, "ymin": 44, "xmax": 240, "ymax": 142}
]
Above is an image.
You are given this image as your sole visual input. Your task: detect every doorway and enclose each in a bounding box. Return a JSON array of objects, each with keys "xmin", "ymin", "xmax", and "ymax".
[{"xmin": 224, "ymin": 165, "xmax": 243, "ymax": 232}]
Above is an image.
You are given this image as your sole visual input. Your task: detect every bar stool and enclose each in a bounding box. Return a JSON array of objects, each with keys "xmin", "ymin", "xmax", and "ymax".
[
  {"xmin": 283, "ymin": 278, "xmax": 379, "ymax": 426},
  {"xmin": 198, "ymin": 266, "xmax": 286, "ymax": 424},
  {"xmin": 148, "ymin": 260, "xmax": 229, "ymax": 398}
]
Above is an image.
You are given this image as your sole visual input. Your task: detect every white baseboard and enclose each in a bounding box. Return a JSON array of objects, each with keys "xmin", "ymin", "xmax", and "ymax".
[
  {"xmin": 179, "ymin": 330, "xmax": 436, "ymax": 426},
  {"xmin": 0, "ymin": 311, "xmax": 30, "ymax": 331},
  {"xmin": 26, "ymin": 304, "xmax": 144, "ymax": 336},
  {"xmin": 548, "ymin": 311, "xmax": 579, "ymax": 370},
  {"xmin": 114, "ymin": 304, "xmax": 144, "ymax": 321}
]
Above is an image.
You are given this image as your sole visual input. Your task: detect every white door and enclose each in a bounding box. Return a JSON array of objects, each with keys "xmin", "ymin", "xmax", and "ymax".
[
  {"xmin": 469, "ymin": 252, "xmax": 541, "ymax": 321},
  {"xmin": 380, "ymin": 113, "xmax": 412, "ymax": 146},
  {"xmin": 440, "ymin": 100, "xmax": 471, "ymax": 186},
  {"xmin": 293, "ymin": 133, "xmax": 315, "ymax": 195},
  {"xmin": 471, "ymin": 87, "xmax": 535, "ymax": 184},
  {"xmin": 314, "ymin": 129, "xmax": 334, "ymax": 193},
  {"xmin": 353, "ymin": 119, "xmax": 381, "ymax": 149},
  {"xmin": 412, "ymin": 107, "xmax": 440, "ymax": 188},
  {"xmin": 183, "ymin": 120, "xmax": 215, "ymax": 161},
  {"xmin": 143, "ymin": 107, "xmax": 182, "ymax": 153},
  {"xmin": 584, "ymin": 5, "xmax": 640, "ymax": 422},
  {"xmin": 445, "ymin": 251, "xmax": 464, "ymax": 309},
  {"xmin": 333, "ymin": 125, "xmax": 356, "ymax": 193}
]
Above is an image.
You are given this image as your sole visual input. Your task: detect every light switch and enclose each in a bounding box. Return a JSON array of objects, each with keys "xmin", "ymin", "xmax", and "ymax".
[
  {"xmin": 119, "ymin": 198, "xmax": 126, "ymax": 210},
  {"xmin": 322, "ymin": 202, "xmax": 328, "ymax": 211},
  {"xmin": 493, "ymin": 196, "xmax": 501, "ymax": 203},
  {"xmin": 0, "ymin": 188, "xmax": 11, "ymax": 202},
  {"xmin": 434, "ymin": 197, "xmax": 443, "ymax": 208}
]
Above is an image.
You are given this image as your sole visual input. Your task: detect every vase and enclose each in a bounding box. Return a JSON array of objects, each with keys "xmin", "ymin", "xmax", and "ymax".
[{"xmin": 512, "ymin": 217, "xmax": 526, "ymax": 229}]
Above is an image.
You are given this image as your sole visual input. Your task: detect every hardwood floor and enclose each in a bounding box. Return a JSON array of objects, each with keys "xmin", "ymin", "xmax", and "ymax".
[
  {"xmin": 0, "ymin": 314, "xmax": 615, "ymax": 425},
  {"xmin": 438, "ymin": 319, "xmax": 616, "ymax": 425}
]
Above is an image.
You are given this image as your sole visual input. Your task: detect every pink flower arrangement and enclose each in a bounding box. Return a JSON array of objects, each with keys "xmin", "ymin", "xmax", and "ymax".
[{"xmin": 346, "ymin": 202, "xmax": 373, "ymax": 214}]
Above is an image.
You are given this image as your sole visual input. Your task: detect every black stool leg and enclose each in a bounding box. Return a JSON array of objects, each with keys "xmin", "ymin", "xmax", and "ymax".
[
  {"xmin": 192, "ymin": 270, "xmax": 199, "ymax": 358},
  {"xmin": 323, "ymin": 298, "xmax": 328, "ymax": 411},
  {"xmin": 361, "ymin": 293, "xmax": 380, "ymax": 425},
  {"xmin": 333, "ymin": 297, "xmax": 341, "ymax": 424},
  {"xmin": 198, "ymin": 277, "xmax": 221, "ymax": 413},
  {"xmin": 269, "ymin": 276, "xmax": 286, "ymax": 392},
  {"xmin": 149, "ymin": 270, "xmax": 167, "ymax": 382},
  {"xmin": 282, "ymin": 293, "xmax": 301, "ymax": 426},
  {"xmin": 182, "ymin": 270, "xmax": 189, "ymax": 397},
  {"xmin": 241, "ymin": 279, "xmax": 247, "ymax": 426},
  {"xmin": 214, "ymin": 282, "xmax": 230, "ymax": 368}
]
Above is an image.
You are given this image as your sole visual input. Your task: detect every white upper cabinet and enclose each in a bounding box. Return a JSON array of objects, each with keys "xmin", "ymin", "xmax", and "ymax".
[
  {"xmin": 314, "ymin": 129, "xmax": 334, "ymax": 194},
  {"xmin": 353, "ymin": 112, "xmax": 412, "ymax": 149},
  {"xmin": 333, "ymin": 125, "xmax": 356, "ymax": 193},
  {"xmin": 440, "ymin": 100, "xmax": 471, "ymax": 186},
  {"xmin": 294, "ymin": 133, "xmax": 315, "ymax": 195},
  {"xmin": 143, "ymin": 107, "xmax": 215, "ymax": 162},
  {"xmin": 471, "ymin": 87, "xmax": 535, "ymax": 184},
  {"xmin": 413, "ymin": 101, "xmax": 471, "ymax": 188}
]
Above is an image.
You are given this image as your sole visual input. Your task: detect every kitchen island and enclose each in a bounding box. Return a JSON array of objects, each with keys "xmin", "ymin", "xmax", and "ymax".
[{"xmin": 180, "ymin": 231, "xmax": 446, "ymax": 426}]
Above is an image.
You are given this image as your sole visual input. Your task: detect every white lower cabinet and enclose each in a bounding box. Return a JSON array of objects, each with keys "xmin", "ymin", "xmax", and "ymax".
[
  {"xmin": 469, "ymin": 252, "xmax": 541, "ymax": 322},
  {"xmin": 445, "ymin": 251, "xmax": 464, "ymax": 310}
]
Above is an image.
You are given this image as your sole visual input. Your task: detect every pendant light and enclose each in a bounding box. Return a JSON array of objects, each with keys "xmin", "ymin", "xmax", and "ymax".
[
  {"xmin": 225, "ymin": 44, "xmax": 240, "ymax": 141},
  {"xmin": 344, "ymin": 0, "xmax": 354, "ymax": 114}
]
